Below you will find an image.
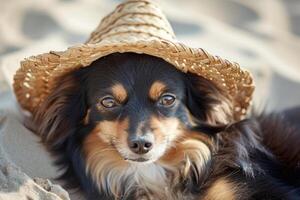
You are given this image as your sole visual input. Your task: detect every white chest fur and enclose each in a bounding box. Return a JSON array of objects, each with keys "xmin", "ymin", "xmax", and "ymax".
[{"xmin": 124, "ymin": 163, "xmax": 168, "ymax": 196}]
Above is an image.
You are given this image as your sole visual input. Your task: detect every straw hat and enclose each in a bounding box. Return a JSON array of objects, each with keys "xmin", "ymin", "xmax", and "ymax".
[{"xmin": 13, "ymin": 0, "xmax": 254, "ymax": 120}]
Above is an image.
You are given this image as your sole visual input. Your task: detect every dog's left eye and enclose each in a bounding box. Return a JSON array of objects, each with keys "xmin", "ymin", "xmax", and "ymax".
[
  {"xmin": 100, "ymin": 96, "xmax": 118, "ymax": 108},
  {"xmin": 159, "ymin": 94, "xmax": 176, "ymax": 107}
]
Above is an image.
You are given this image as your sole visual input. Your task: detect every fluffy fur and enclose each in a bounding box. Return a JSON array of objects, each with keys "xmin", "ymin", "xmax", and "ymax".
[{"xmin": 33, "ymin": 53, "xmax": 300, "ymax": 200}]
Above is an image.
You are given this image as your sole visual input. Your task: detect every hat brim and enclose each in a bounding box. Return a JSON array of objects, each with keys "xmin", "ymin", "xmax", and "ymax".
[{"xmin": 13, "ymin": 38, "xmax": 254, "ymax": 120}]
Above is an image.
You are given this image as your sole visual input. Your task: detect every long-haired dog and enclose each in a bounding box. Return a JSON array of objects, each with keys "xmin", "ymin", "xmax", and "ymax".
[{"xmin": 33, "ymin": 53, "xmax": 300, "ymax": 199}]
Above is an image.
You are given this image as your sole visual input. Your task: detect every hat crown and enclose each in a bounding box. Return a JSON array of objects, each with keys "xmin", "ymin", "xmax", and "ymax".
[
  {"xmin": 87, "ymin": 0, "xmax": 176, "ymax": 44},
  {"xmin": 13, "ymin": 0, "xmax": 254, "ymax": 120}
]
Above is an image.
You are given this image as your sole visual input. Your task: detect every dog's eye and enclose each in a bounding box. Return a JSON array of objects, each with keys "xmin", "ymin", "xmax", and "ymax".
[
  {"xmin": 159, "ymin": 94, "xmax": 176, "ymax": 107},
  {"xmin": 100, "ymin": 96, "xmax": 118, "ymax": 108}
]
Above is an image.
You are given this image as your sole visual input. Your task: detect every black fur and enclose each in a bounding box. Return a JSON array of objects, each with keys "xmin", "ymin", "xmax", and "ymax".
[{"xmin": 205, "ymin": 116, "xmax": 300, "ymax": 199}]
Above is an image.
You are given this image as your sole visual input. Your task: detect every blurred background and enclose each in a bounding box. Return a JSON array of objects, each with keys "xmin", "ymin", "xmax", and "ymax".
[{"xmin": 0, "ymin": 0, "xmax": 299, "ymax": 199}]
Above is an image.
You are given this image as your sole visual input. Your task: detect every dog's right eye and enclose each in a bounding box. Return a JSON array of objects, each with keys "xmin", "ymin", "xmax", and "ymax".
[
  {"xmin": 158, "ymin": 93, "xmax": 176, "ymax": 107},
  {"xmin": 100, "ymin": 96, "xmax": 118, "ymax": 108}
]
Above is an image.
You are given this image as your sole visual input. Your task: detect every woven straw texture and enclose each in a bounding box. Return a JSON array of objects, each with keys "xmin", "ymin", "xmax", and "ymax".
[{"xmin": 13, "ymin": 0, "xmax": 254, "ymax": 120}]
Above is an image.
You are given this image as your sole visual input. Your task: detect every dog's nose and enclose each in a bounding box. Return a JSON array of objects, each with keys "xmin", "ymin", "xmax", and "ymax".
[{"xmin": 128, "ymin": 138, "xmax": 153, "ymax": 154}]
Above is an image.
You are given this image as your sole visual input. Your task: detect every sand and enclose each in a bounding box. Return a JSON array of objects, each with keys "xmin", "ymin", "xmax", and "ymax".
[{"xmin": 0, "ymin": 112, "xmax": 70, "ymax": 200}]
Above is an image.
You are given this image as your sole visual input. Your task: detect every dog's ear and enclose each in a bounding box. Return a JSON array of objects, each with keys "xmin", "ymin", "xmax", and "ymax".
[
  {"xmin": 33, "ymin": 71, "xmax": 87, "ymax": 147},
  {"xmin": 185, "ymin": 73, "xmax": 233, "ymax": 125}
]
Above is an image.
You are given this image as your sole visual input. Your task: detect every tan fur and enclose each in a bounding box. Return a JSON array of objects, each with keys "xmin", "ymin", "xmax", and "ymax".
[
  {"xmin": 95, "ymin": 118, "xmax": 129, "ymax": 144},
  {"xmin": 203, "ymin": 178, "xmax": 238, "ymax": 200},
  {"xmin": 148, "ymin": 81, "xmax": 167, "ymax": 100},
  {"xmin": 111, "ymin": 83, "xmax": 127, "ymax": 103},
  {"xmin": 159, "ymin": 132, "xmax": 212, "ymax": 184},
  {"xmin": 83, "ymin": 131, "xmax": 129, "ymax": 198},
  {"xmin": 150, "ymin": 116, "xmax": 184, "ymax": 145}
]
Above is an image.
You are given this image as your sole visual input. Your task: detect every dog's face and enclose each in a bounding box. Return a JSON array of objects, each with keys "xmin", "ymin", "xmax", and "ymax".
[
  {"xmin": 34, "ymin": 53, "xmax": 233, "ymax": 198},
  {"xmin": 83, "ymin": 54, "xmax": 188, "ymax": 163}
]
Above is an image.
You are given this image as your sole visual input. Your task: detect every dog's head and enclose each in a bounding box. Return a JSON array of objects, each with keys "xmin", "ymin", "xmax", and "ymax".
[
  {"xmin": 34, "ymin": 53, "xmax": 233, "ymax": 196},
  {"xmin": 35, "ymin": 53, "xmax": 232, "ymax": 162}
]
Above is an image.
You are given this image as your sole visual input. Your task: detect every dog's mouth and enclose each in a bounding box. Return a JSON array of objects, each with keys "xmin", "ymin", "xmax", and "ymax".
[{"xmin": 124, "ymin": 157, "xmax": 150, "ymax": 162}]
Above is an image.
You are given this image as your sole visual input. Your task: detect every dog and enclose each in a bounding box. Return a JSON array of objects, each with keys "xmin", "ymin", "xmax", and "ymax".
[{"xmin": 33, "ymin": 53, "xmax": 300, "ymax": 199}]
